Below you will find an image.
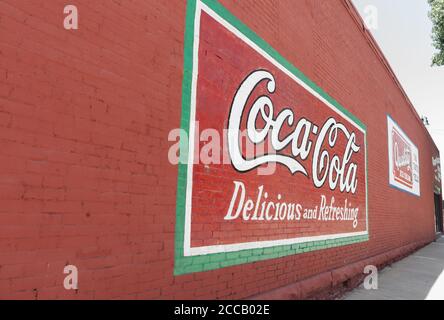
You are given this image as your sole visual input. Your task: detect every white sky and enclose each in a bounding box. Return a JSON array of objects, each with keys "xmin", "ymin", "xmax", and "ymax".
[{"xmin": 353, "ymin": 0, "xmax": 444, "ymax": 186}]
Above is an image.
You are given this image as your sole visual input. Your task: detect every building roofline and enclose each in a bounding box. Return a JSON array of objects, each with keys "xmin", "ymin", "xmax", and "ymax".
[{"xmin": 342, "ymin": 0, "xmax": 439, "ymax": 152}]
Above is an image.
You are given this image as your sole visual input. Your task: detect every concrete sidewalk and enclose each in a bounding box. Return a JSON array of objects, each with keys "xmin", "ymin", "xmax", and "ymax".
[{"xmin": 342, "ymin": 236, "xmax": 444, "ymax": 300}]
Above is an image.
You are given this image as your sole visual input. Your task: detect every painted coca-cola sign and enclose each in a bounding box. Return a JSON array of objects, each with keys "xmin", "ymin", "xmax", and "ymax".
[
  {"xmin": 432, "ymin": 156, "xmax": 441, "ymax": 194},
  {"xmin": 392, "ymin": 128, "xmax": 413, "ymax": 188},
  {"xmin": 174, "ymin": 0, "xmax": 368, "ymax": 275},
  {"xmin": 387, "ymin": 116, "xmax": 420, "ymax": 196}
]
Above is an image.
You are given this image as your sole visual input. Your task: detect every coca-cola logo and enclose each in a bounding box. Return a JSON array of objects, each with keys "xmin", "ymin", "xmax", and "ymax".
[
  {"xmin": 227, "ymin": 70, "xmax": 361, "ymax": 194},
  {"xmin": 394, "ymin": 142, "xmax": 411, "ymax": 170}
]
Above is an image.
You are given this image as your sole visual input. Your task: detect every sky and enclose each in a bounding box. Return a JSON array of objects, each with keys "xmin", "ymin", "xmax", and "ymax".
[{"xmin": 352, "ymin": 0, "xmax": 444, "ymax": 187}]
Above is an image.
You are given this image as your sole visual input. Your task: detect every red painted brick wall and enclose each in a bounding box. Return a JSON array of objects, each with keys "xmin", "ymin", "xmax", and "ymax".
[{"xmin": 0, "ymin": 0, "xmax": 440, "ymax": 299}]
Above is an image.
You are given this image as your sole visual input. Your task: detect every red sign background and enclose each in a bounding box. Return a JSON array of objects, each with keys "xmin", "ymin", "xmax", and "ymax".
[
  {"xmin": 392, "ymin": 128, "xmax": 413, "ymax": 188},
  {"xmin": 188, "ymin": 10, "xmax": 367, "ymax": 250}
]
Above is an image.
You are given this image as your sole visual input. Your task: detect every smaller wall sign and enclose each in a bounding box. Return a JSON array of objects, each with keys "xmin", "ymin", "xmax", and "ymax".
[
  {"xmin": 432, "ymin": 156, "xmax": 441, "ymax": 195},
  {"xmin": 387, "ymin": 116, "xmax": 420, "ymax": 196}
]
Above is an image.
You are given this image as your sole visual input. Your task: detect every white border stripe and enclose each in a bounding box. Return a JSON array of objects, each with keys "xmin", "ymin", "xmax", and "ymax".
[
  {"xmin": 190, "ymin": 231, "xmax": 368, "ymax": 256},
  {"xmin": 183, "ymin": 0, "xmax": 202, "ymax": 255}
]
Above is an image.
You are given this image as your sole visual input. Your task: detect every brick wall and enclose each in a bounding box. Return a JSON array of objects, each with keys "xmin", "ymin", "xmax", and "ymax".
[{"xmin": 0, "ymin": 0, "xmax": 440, "ymax": 299}]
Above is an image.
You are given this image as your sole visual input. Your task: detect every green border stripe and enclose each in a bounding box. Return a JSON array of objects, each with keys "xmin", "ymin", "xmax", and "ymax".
[{"xmin": 174, "ymin": 0, "xmax": 197, "ymax": 264}]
